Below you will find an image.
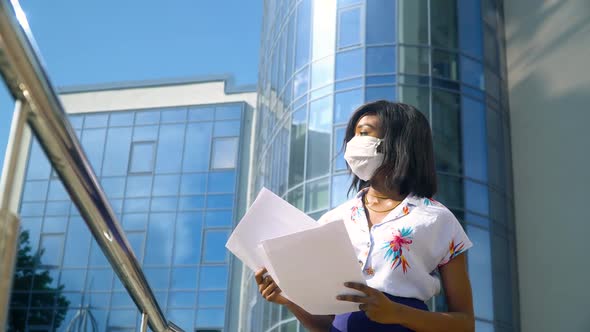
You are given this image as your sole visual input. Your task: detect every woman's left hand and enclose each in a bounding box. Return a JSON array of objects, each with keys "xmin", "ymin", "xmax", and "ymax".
[{"xmin": 336, "ymin": 282, "xmax": 404, "ymax": 325}]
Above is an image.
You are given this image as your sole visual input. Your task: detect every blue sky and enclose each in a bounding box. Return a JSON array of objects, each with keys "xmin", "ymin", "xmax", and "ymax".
[{"xmin": 1, "ymin": 0, "xmax": 262, "ymax": 168}]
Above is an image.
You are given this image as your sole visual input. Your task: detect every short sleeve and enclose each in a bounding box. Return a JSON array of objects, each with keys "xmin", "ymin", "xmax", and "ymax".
[
  {"xmin": 316, "ymin": 207, "xmax": 342, "ymax": 225},
  {"xmin": 437, "ymin": 211, "xmax": 473, "ymax": 267}
]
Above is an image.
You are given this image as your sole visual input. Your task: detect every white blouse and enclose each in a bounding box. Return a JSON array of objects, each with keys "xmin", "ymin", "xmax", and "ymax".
[{"xmin": 318, "ymin": 188, "xmax": 473, "ymax": 301}]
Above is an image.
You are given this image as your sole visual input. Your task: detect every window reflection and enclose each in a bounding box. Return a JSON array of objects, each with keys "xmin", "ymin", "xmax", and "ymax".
[
  {"xmin": 307, "ymin": 96, "xmax": 332, "ymax": 179},
  {"xmin": 398, "ymin": 0, "xmax": 428, "ymax": 44},
  {"xmin": 211, "ymin": 137, "xmax": 238, "ymax": 169},
  {"xmin": 311, "ymin": 55, "xmax": 335, "ymax": 89},
  {"xmin": 295, "ymin": 0, "xmax": 312, "ymax": 70},
  {"xmin": 203, "ymin": 230, "xmax": 230, "ymax": 263},
  {"xmin": 366, "ymin": 0, "xmax": 396, "ymax": 45},
  {"xmin": 289, "ymin": 107, "xmax": 307, "ymax": 186},
  {"xmin": 334, "ymin": 89, "xmax": 362, "ymax": 124},
  {"xmin": 174, "ymin": 212, "xmax": 202, "ymax": 264},
  {"xmin": 336, "ymin": 48, "xmax": 363, "ymax": 81},
  {"xmin": 366, "ymin": 46, "xmax": 396, "ymax": 75},
  {"xmin": 338, "ymin": 7, "xmax": 361, "ymax": 49},
  {"xmin": 431, "ymin": 0, "xmax": 458, "ymax": 49},
  {"xmin": 156, "ymin": 124, "xmax": 185, "ymax": 173},
  {"xmin": 199, "ymin": 266, "xmax": 229, "ymax": 290},
  {"xmin": 305, "ymin": 177, "xmax": 329, "ymax": 212},
  {"xmin": 399, "ymin": 46, "xmax": 429, "ymax": 76}
]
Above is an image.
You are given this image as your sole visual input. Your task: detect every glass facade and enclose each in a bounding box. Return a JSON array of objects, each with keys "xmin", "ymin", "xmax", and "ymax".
[
  {"xmin": 10, "ymin": 103, "xmax": 248, "ymax": 331},
  {"xmin": 249, "ymin": 0, "xmax": 517, "ymax": 331}
]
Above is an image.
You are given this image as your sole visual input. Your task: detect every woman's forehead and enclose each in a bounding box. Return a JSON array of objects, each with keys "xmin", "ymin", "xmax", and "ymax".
[{"xmin": 356, "ymin": 114, "xmax": 380, "ymax": 128}]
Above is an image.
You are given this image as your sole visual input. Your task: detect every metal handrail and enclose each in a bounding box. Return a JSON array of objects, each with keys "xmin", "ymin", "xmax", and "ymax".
[{"xmin": 0, "ymin": 1, "xmax": 181, "ymax": 331}]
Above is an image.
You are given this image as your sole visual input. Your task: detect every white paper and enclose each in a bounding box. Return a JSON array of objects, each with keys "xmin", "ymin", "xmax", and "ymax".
[
  {"xmin": 225, "ymin": 188, "xmax": 318, "ymax": 272},
  {"xmin": 261, "ymin": 220, "xmax": 366, "ymax": 315}
]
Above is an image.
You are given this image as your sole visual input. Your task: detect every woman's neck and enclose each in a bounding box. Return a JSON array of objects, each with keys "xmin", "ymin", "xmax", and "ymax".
[{"xmin": 367, "ymin": 185, "xmax": 406, "ymax": 201}]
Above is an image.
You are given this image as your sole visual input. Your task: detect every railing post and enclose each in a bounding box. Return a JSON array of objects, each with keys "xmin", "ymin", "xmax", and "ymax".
[{"xmin": 0, "ymin": 101, "xmax": 31, "ymax": 329}]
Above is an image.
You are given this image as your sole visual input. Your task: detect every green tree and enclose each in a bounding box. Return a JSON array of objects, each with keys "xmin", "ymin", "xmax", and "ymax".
[{"xmin": 8, "ymin": 230, "xmax": 69, "ymax": 331}]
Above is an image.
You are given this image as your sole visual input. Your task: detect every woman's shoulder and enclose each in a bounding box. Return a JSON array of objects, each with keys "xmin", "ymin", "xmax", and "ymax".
[{"xmin": 410, "ymin": 196, "xmax": 460, "ymax": 225}]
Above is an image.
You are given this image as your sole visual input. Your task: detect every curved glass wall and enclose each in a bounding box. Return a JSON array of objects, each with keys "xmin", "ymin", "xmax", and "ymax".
[{"xmin": 248, "ymin": 0, "xmax": 517, "ymax": 331}]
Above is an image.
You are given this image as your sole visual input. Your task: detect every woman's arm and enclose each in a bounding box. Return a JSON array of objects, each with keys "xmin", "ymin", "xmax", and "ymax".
[
  {"xmin": 255, "ymin": 268, "xmax": 334, "ymax": 332},
  {"xmin": 337, "ymin": 254, "xmax": 474, "ymax": 332}
]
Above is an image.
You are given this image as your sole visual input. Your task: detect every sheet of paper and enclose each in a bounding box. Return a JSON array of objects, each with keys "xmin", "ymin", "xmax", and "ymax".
[
  {"xmin": 225, "ymin": 187, "xmax": 318, "ymax": 272},
  {"xmin": 261, "ymin": 220, "xmax": 367, "ymax": 315}
]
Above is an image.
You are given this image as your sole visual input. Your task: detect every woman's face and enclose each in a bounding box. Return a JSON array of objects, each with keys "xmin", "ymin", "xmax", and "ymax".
[{"xmin": 354, "ymin": 114, "xmax": 383, "ymax": 138}]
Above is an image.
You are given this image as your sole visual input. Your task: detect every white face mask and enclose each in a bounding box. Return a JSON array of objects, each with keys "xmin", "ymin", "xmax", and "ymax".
[{"xmin": 344, "ymin": 136, "xmax": 384, "ymax": 181}]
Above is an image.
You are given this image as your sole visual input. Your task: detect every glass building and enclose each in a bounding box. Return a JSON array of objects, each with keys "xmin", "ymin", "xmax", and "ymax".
[
  {"xmin": 9, "ymin": 80, "xmax": 256, "ymax": 331},
  {"xmin": 245, "ymin": 0, "xmax": 517, "ymax": 331}
]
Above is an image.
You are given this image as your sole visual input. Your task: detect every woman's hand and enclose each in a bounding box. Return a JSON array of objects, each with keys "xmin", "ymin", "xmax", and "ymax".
[
  {"xmin": 336, "ymin": 282, "xmax": 404, "ymax": 324},
  {"xmin": 255, "ymin": 268, "xmax": 290, "ymax": 305}
]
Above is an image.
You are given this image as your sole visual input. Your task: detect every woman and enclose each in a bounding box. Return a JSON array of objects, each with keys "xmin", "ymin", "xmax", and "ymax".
[{"xmin": 255, "ymin": 101, "xmax": 475, "ymax": 332}]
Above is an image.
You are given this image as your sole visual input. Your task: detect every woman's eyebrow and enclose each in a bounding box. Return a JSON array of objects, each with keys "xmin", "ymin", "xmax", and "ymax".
[{"xmin": 356, "ymin": 123, "xmax": 376, "ymax": 130}]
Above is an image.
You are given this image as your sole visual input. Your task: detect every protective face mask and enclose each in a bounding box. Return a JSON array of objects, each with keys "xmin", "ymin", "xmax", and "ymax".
[{"xmin": 344, "ymin": 136, "xmax": 384, "ymax": 181}]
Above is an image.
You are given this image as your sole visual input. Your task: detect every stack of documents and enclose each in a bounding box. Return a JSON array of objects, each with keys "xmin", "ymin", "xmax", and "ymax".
[{"xmin": 225, "ymin": 188, "xmax": 366, "ymax": 315}]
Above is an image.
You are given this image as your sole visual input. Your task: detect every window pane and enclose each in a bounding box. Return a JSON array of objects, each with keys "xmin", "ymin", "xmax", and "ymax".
[
  {"xmin": 399, "ymin": 46, "xmax": 429, "ymax": 75},
  {"xmin": 122, "ymin": 213, "xmax": 148, "ymax": 231},
  {"xmin": 86, "ymin": 269, "xmax": 113, "ymax": 291},
  {"xmin": 169, "ymin": 292, "xmax": 197, "ymax": 308},
  {"xmin": 22, "ymin": 181, "xmax": 48, "ymax": 202},
  {"xmin": 399, "ymin": 86, "xmax": 430, "ymax": 116},
  {"xmin": 205, "ymin": 210, "xmax": 233, "ymax": 228},
  {"xmin": 432, "ymin": 90, "xmax": 461, "ymax": 174},
  {"xmin": 25, "ymin": 139, "xmax": 51, "ymax": 180},
  {"xmin": 311, "ymin": 0, "xmax": 337, "ymax": 59},
  {"xmin": 45, "ymin": 201, "xmax": 70, "ymax": 216},
  {"xmin": 84, "ymin": 114, "xmax": 109, "ymax": 128},
  {"xmin": 287, "ymin": 186, "xmax": 304, "ymax": 210},
  {"xmin": 289, "ymin": 107, "xmax": 307, "ymax": 186},
  {"xmin": 366, "ymin": 46, "xmax": 396, "ymax": 75},
  {"xmin": 213, "ymin": 120, "xmax": 241, "ymax": 137},
  {"xmin": 467, "ymin": 226, "xmax": 494, "ymax": 321},
  {"xmin": 102, "ymin": 127, "xmax": 133, "ymax": 176},
  {"xmin": 168, "ymin": 309, "xmax": 195, "ymax": 330},
  {"xmin": 179, "ymin": 196, "xmax": 205, "ymax": 211},
  {"xmin": 39, "ymin": 234, "xmax": 64, "ymax": 266},
  {"xmin": 215, "ymin": 104, "xmax": 242, "ymax": 120},
  {"xmin": 151, "ymin": 197, "xmax": 178, "ymax": 212},
  {"xmin": 125, "ymin": 175, "xmax": 153, "ymax": 198},
  {"xmin": 60, "ymin": 269, "xmax": 86, "ymax": 291},
  {"xmin": 305, "ymin": 177, "xmax": 329, "ymax": 212},
  {"xmin": 332, "ymin": 173, "xmax": 353, "ymax": 207},
  {"xmin": 203, "ymin": 230, "xmax": 230, "ymax": 263},
  {"xmin": 183, "ymin": 122, "xmax": 213, "ymax": 172},
  {"xmin": 460, "ymin": 56, "xmax": 484, "ymax": 89},
  {"xmin": 174, "ymin": 212, "xmax": 202, "ymax": 264},
  {"xmin": 336, "ymin": 48, "xmax": 363, "ymax": 81},
  {"xmin": 334, "ymin": 89, "xmax": 362, "ymax": 124},
  {"xmin": 133, "ymin": 125, "xmax": 158, "ymax": 141},
  {"xmin": 127, "ymin": 231, "xmax": 146, "ymax": 262},
  {"xmin": 211, "ymin": 138, "xmax": 238, "ymax": 169},
  {"xmin": 338, "ymin": 7, "xmax": 361, "ymax": 48},
  {"xmin": 311, "ymin": 55, "xmax": 335, "ymax": 89},
  {"xmin": 161, "ymin": 108, "xmax": 187, "ymax": 123},
  {"xmin": 365, "ymin": 86, "xmax": 396, "ymax": 102},
  {"xmin": 63, "ymin": 217, "xmax": 90, "ymax": 267},
  {"xmin": 432, "ymin": 50, "xmax": 459, "ymax": 81},
  {"xmin": 462, "ymin": 98, "xmax": 488, "ymax": 181},
  {"xmin": 207, "ymin": 171, "xmax": 236, "ymax": 193},
  {"xmin": 135, "ymin": 110, "xmax": 160, "ymax": 125},
  {"xmin": 206, "ymin": 194, "xmax": 234, "ymax": 209},
  {"xmin": 123, "ymin": 198, "xmax": 150, "ymax": 213},
  {"xmin": 153, "ymin": 174, "xmax": 180, "ymax": 196},
  {"xmin": 295, "ymin": 0, "xmax": 312, "ymax": 70},
  {"xmin": 189, "ymin": 106, "xmax": 214, "ymax": 122},
  {"xmin": 48, "ymin": 180, "xmax": 69, "ymax": 201},
  {"xmin": 69, "ymin": 115, "xmax": 84, "ymax": 129},
  {"xmin": 366, "ymin": 0, "xmax": 396, "ymax": 44},
  {"xmin": 431, "ymin": 0, "xmax": 458, "ymax": 49},
  {"xmin": 398, "ymin": 0, "xmax": 428, "ymax": 44},
  {"xmin": 171, "ymin": 267, "xmax": 198, "ymax": 289},
  {"xmin": 293, "ymin": 67, "xmax": 310, "ymax": 99},
  {"xmin": 307, "ymin": 96, "xmax": 332, "ymax": 179},
  {"xmin": 156, "ymin": 124, "xmax": 185, "ymax": 173},
  {"xmin": 199, "ymin": 266, "xmax": 228, "ymax": 290},
  {"xmin": 458, "ymin": 0, "xmax": 483, "ymax": 58},
  {"xmin": 145, "ymin": 267, "xmax": 170, "ymax": 290},
  {"xmin": 196, "ymin": 308, "xmax": 225, "ymax": 327},
  {"xmin": 180, "ymin": 173, "xmax": 207, "ymax": 195},
  {"xmin": 198, "ymin": 291, "xmax": 226, "ymax": 308},
  {"xmin": 144, "ymin": 213, "xmax": 175, "ymax": 265},
  {"xmin": 464, "ymin": 181, "xmax": 490, "ymax": 216},
  {"xmin": 334, "ymin": 127, "xmax": 347, "ymax": 171},
  {"xmin": 101, "ymin": 177, "xmax": 126, "ymax": 198},
  {"xmin": 109, "ymin": 112, "xmax": 134, "ymax": 126}
]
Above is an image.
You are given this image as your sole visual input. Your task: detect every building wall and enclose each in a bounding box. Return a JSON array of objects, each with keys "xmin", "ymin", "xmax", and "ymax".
[
  {"xmin": 249, "ymin": 0, "xmax": 517, "ymax": 331},
  {"xmin": 9, "ymin": 82, "xmax": 255, "ymax": 332},
  {"xmin": 503, "ymin": 1, "xmax": 590, "ymax": 331}
]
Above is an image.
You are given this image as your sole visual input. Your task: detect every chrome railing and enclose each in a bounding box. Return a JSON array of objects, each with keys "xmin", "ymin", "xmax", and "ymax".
[{"xmin": 0, "ymin": 1, "xmax": 183, "ymax": 331}]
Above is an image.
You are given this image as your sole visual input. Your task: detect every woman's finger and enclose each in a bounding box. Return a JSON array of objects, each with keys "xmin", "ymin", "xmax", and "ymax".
[
  {"xmin": 336, "ymin": 294, "xmax": 370, "ymax": 303},
  {"xmin": 261, "ymin": 283, "xmax": 279, "ymax": 298},
  {"xmin": 344, "ymin": 282, "xmax": 377, "ymax": 296},
  {"xmin": 254, "ymin": 268, "xmax": 268, "ymax": 284}
]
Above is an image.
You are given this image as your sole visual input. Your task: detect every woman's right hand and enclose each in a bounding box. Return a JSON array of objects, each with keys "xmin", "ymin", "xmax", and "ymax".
[{"xmin": 255, "ymin": 268, "xmax": 290, "ymax": 305}]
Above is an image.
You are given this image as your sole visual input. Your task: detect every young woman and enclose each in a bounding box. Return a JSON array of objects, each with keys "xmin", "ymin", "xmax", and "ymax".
[{"xmin": 255, "ymin": 101, "xmax": 475, "ymax": 332}]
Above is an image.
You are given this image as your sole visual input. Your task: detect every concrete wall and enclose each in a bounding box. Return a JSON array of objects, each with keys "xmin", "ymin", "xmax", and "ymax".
[{"xmin": 504, "ymin": 1, "xmax": 590, "ymax": 331}]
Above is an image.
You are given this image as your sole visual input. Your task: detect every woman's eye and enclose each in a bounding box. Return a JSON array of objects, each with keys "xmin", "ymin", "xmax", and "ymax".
[{"xmin": 359, "ymin": 132, "xmax": 369, "ymax": 136}]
